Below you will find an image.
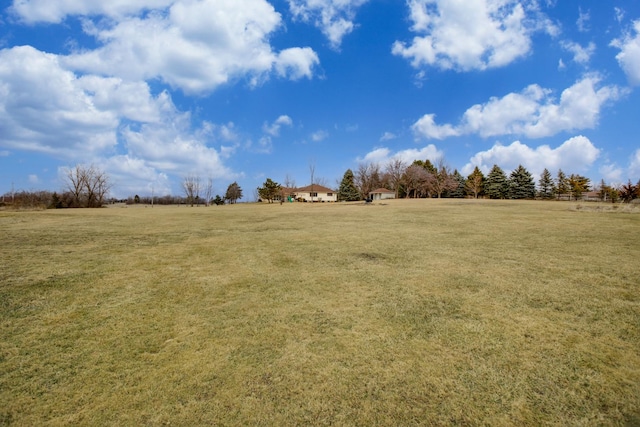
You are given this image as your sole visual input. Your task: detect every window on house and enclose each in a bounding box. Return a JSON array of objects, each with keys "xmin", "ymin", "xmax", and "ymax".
[
  {"xmin": 327, "ymin": 193, "xmax": 333, "ymax": 197},
  {"xmin": 310, "ymin": 192, "xmax": 318, "ymax": 197}
]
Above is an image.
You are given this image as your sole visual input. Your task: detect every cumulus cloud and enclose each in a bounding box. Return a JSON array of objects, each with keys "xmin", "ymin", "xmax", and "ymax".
[
  {"xmin": 461, "ymin": 136, "xmax": 600, "ymax": 177},
  {"xmin": 611, "ymin": 20, "xmax": 640, "ymax": 86},
  {"xmin": 393, "ymin": 0, "xmax": 556, "ymax": 71},
  {"xmin": 561, "ymin": 40, "xmax": 596, "ymax": 65},
  {"xmin": 0, "ymin": 46, "xmax": 122, "ymax": 156},
  {"xmin": 263, "ymin": 115, "xmax": 293, "ymax": 137},
  {"xmin": 599, "ymin": 163, "xmax": 623, "ymax": 184},
  {"xmin": 412, "ymin": 76, "xmax": 623, "ymax": 140},
  {"xmin": 9, "ymin": 0, "xmax": 175, "ymax": 23},
  {"xmin": 287, "ymin": 0, "xmax": 370, "ymax": 48},
  {"xmin": 59, "ymin": 0, "xmax": 318, "ymax": 94},
  {"xmin": 121, "ymin": 113, "xmax": 236, "ymax": 179},
  {"xmin": 358, "ymin": 144, "xmax": 443, "ymax": 165},
  {"xmin": 0, "ymin": 45, "xmax": 238, "ymax": 193}
]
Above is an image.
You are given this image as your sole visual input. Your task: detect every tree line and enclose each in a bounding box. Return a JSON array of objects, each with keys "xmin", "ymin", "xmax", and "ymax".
[
  {"xmin": 3, "ymin": 160, "xmax": 639, "ymax": 209},
  {"xmin": 331, "ymin": 159, "xmax": 640, "ymax": 203}
]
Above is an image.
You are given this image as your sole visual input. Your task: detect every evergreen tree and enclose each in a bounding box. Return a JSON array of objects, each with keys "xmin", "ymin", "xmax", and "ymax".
[
  {"xmin": 485, "ymin": 165, "xmax": 509, "ymax": 199},
  {"xmin": 449, "ymin": 170, "xmax": 467, "ymax": 198},
  {"xmin": 568, "ymin": 174, "xmax": 590, "ymax": 200},
  {"xmin": 556, "ymin": 169, "xmax": 569, "ymax": 199},
  {"xmin": 509, "ymin": 165, "xmax": 536, "ymax": 199},
  {"xmin": 213, "ymin": 195, "xmax": 225, "ymax": 205},
  {"xmin": 537, "ymin": 168, "xmax": 555, "ymax": 199},
  {"xmin": 619, "ymin": 180, "xmax": 637, "ymax": 202},
  {"xmin": 337, "ymin": 169, "xmax": 361, "ymax": 201},
  {"xmin": 257, "ymin": 178, "xmax": 281, "ymax": 203},
  {"xmin": 225, "ymin": 182, "xmax": 243, "ymax": 204},
  {"xmin": 466, "ymin": 166, "xmax": 484, "ymax": 199}
]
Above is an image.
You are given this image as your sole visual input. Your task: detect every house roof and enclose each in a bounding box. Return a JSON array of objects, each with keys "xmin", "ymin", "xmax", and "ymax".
[
  {"xmin": 280, "ymin": 187, "xmax": 297, "ymax": 195},
  {"xmin": 370, "ymin": 188, "xmax": 394, "ymax": 194},
  {"xmin": 295, "ymin": 184, "xmax": 335, "ymax": 193}
]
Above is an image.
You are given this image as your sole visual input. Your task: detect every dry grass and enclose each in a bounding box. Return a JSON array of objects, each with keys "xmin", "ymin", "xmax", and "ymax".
[{"xmin": 1, "ymin": 200, "xmax": 639, "ymax": 426}]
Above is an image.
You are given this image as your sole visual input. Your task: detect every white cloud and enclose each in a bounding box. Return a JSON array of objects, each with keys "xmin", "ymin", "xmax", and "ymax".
[
  {"xmin": 599, "ymin": 163, "xmax": 623, "ymax": 184},
  {"xmin": 0, "ymin": 46, "xmax": 121, "ymax": 156},
  {"xmin": 577, "ymin": 7, "xmax": 590, "ymax": 32},
  {"xmin": 412, "ymin": 114, "xmax": 461, "ymax": 140},
  {"xmin": 0, "ymin": 45, "xmax": 238, "ymax": 195},
  {"xmin": 413, "ymin": 76, "xmax": 623, "ymax": 140},
  {"xmin": 61, "ymin": 0, "xmax": 319, "ymax": 94},
  {"xmin": 614, "ymin": 7, "xmax": 625, "ymax": 24},
  {"xmin": 561, "ymin": 40, "xmax": 596, "ymax": 65},
  {"xmin": 263, "ymin": 115, "xmax": 293, "ymax": 137},
  {"xmin": 630, "ymin": 149, "xmax": 640, "ymax": 177},
  {"xmin": 380, "ymin": 132, "xmax": 397, "ymax": 141},
  {"xmin": 392, "ymin": 0, "xmax": 555, "ymax": 71},
  {"xmin": 311, "ymin": 130, "xmax": 329, "ymax": 142},
  {"xmin": 358, "ymin": 144, "xmax": 443, "ymax": 165},
  {"xmin": 99, "ymin": 155, "xmax": 173, "ymax": 198},
  {"xmin": 275, "ymin": 48, "xmax": 320, "ymax": 80},
  {"xmin": 9, "ymin": 0, "xmax": 175, "ymax": 23},
  {"xmin": 28, "ymin": 174, "xmax": 39, "ymax": 184},
  {"xmin": 461, "ymin": 136, "xmax": 600, "ymax": 177},
  {"xmin": 287, "ymin": 0, "xmax": 370, "ymax": 48},
  {"xmin": 611, "ymin": 20, "xmax": 640, "ymax": 86},
  {"xmin": 121, "ymin": 113, "xmax": 236, "ymax": 179}
]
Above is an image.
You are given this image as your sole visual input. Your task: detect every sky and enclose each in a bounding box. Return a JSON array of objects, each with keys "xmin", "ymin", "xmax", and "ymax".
[{"xmin": 1, "ymin": 0, "xmax": 639, "ymax": 199}]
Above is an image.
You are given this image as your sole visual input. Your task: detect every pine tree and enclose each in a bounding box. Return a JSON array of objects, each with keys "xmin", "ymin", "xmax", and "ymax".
[
  {"xmin": 449, "ymin": 170, "xmax": 467, "ymax": 198},
  {"xmin": 337, "ymin": 169, "xmax": 361, "ymax": 201},
  {"xmin": 466, "ymin": 166, "xmax": 484, "ymax": 199},
  {"xmin": 509, "ymin": 165, "xmax": 536, "ymax": 199},
  {"xmin": 568, "ymin": 174, "xmax": 590, "ymax": 200},
  {"xmin": 225, "ymin": 182, "xmax": 243, "ymax": 204},
  {"xmin": 485, "ymin": 165, "xmax": 509, "ymax": 199},
  {"xmin": 556, "ymin": 169, "xmax": 569, "ymax": 199},
  {"xmin": 257, "ymin": 178, "xmax": 281, "ymax": 203},
  {"xmin": 537, "ymin": 168, "xmax": 555, "ymax": 199}
]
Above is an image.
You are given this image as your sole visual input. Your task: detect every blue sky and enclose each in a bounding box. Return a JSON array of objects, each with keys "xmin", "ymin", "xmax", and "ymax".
[{"xmin": 1, "ymin": 0, "xmax": 639, "ymax": 199}]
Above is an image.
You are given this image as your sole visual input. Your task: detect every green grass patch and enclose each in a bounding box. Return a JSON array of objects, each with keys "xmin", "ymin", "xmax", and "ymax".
[{"xmin": 1, "ymin": 200, "xmax": 639, "ymax": 425}]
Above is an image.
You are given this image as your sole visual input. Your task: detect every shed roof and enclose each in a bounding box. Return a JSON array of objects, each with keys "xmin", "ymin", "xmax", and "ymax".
[{"xmin": 370, "ymin": 188, "xmax": 394, "ymax": 194}]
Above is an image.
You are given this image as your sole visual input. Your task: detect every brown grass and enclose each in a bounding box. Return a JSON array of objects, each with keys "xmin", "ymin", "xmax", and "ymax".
[{"xmin": 1, "ymin": 200, "xmax": 639, "ymax": 426}]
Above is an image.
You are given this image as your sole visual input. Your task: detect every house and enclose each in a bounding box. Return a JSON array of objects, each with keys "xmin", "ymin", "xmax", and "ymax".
[
  {"xmin": 292, "ymin": 184, "xmax": 337, "ymax": 202},
  {"xmin": 369, "ymin": 188, "xmax": 395, "ymax": 201}
]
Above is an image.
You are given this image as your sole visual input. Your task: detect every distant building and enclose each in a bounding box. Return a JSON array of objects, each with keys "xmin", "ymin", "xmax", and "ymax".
[
  {"xmin": 278, "ymin": 185, "xmax": 337, "ymax": 202},
  {"xmin": 369, "ymin": 188, "xmax": 395, "ymax": 201}
]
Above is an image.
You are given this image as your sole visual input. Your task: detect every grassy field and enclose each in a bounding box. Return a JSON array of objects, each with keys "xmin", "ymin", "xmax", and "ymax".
[{"xmin": 1, "ymin": 199, "xmax": 639, "ymax": 426}]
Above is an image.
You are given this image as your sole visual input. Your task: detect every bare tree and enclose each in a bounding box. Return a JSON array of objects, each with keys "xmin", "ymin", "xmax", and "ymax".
[
  {"xmin": 385, "ymin": 159, "xmax": 406, "ymax": 198},
  {"xmin": 355, "ymin": 162, "xmax": 382, "ymax": 199},
  {"xmin": 403, "ymin": 164, "xmax": 432, "ymax": 198},
  {"xmin": 430, "ymin": 159, "xmax": 458, "ymax": 198},
  {"xmin": 64, "ymin": 164, "xmax": 111, "ymax": 207},
  {"xmin": 182, "ymin": 175, "xmax": 201, "ymax": 206},
  {"xmin": 203, "ymin": 177, "xmax": 213, "ymax": 206},
  {"xmin": 66, "ymin": 165, "xmax": 87, "ymax": 207},
  {"xmin": 283, "ymin": 174, "xmax": 296, "ymax": 189},
  {"xmin": 309, "ymin": 159, "xmax": 316, "ymax": 202}
]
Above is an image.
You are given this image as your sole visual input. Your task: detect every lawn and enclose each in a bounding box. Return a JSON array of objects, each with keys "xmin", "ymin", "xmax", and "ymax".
[{"xmin": 1, "ymin": 200, "xmax": 639, "ymax": 426}]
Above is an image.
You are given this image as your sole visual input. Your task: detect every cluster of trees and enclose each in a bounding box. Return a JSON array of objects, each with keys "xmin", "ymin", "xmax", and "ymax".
[
  {"xmin": 4, "ymin": 160, "xmax": 639, "ymax": 210},
  {"xmin": 64, "ymin": 164, "xmax": 111, "ymax": 207},
  {"xmin": 179, "ymin": 176, "xmax": 243, "ymax": 206},
  {"xmin": 1, "ymin": 165, "xmax": 112, "ymax": 209},
  {"xmin": 333, "ymin": 159, "xmax": 640, "ymax": 202}
]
